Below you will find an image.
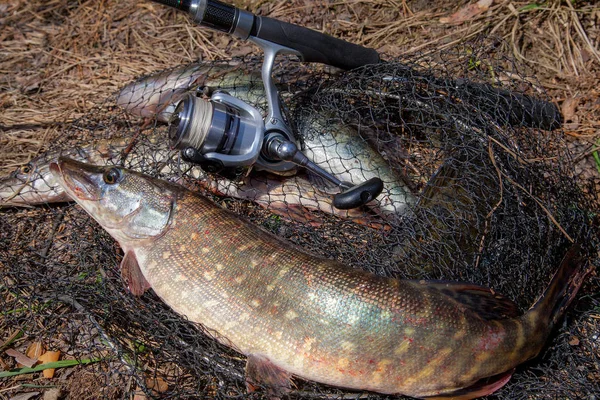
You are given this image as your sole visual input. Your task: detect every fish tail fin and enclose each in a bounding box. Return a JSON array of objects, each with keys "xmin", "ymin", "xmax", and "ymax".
[{"xmin": 528, "ymin": 245, "xmax": 590, "ymax": 330}]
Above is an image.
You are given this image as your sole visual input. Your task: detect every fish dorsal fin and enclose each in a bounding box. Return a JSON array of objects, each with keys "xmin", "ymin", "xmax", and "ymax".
[
  {"xmin": 424, "ymin": 368, "xmax": 514, "ymax": 399},
  {"xmin": 420, "ymin": 280, "xmax": 520, "ymax": 320},
  {"xmin": 120, "ymin": 250, "xmax": 151, "ymax": 296}
]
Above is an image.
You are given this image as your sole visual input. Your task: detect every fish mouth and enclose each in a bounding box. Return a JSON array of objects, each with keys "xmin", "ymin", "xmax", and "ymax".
[
  {"xmin": 0, "ymin": 177, "xmax": 40, "ymax": 207},
  {"xmin": 0, "ymin": 177, "xmax": 24, "ymax": 205},
  {"xmin": 50, "ymin": 157, "xmax": 104, "ymax": 201}
]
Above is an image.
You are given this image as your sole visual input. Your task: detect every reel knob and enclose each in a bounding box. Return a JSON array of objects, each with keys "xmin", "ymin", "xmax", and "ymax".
[
  {"xmin": 181, "ymin": 147, "xmax": 224, "ymax": 174},
  {"xmin": 333, "ymin": 178, "xmax": 384, "ymax": 210}
]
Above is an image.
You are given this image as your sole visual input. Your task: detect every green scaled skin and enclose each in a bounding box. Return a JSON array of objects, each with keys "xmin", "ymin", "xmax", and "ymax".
[{"xmin": 50, "ymin": 157, "xmax": 589, "ymax": 399}]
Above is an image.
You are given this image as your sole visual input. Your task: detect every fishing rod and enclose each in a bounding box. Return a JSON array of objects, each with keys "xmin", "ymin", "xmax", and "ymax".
[
  {"xmin": 150, "ymin": 0, "xmax": 383, "ymax": 210},
  {"xmin": 150, "ymin": 0, "xmax": 380, "ymax": 70}
]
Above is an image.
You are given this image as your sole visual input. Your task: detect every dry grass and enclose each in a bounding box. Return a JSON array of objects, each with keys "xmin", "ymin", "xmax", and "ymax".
[
  {"xmin": 0, "ymin": 0, "xmax": 599, "ymax": 398},
  {"xmin": 1, "ymin": 0, "xmax": 598, "ymax": 178}
]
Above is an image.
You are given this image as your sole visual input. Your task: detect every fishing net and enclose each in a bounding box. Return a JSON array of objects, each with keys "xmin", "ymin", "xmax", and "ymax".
[{"xmin": 1, "ymin": 38, "xmax": 599, "ymax": 399}]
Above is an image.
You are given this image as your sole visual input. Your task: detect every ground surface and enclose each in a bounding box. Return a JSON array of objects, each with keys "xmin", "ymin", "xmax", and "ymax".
[
  {"xmin": 1, "ymin": 0, "xmax": 599, "ymax": 399},
  {"xmin": 1, "ymin": 0, "xmax": 599, "ymax": 176}
]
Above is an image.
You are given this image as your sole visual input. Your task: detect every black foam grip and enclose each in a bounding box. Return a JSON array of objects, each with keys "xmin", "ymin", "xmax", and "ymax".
[
  {"xmin": 252, "ymin": 16, "xmax": 380, "ymax": 70},
  {"xmin": 333, "ymin": 178, "xmax": 384, "ymax": 210}
]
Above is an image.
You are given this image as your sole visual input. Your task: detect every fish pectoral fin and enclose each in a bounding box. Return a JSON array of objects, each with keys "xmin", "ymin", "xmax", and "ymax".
[
  {"xmin": 423, "ymin": 368, "xmax": 514, "ymax": 399},
  {"xmin": 120, "ymin": 250, "xmax": 151, "ymax": 296},
  {"xmin": 245, "ymin": 354, "xmax": 293, "ymax": 398},
  {"xmin": 419, "ymin": 281, "xmax": 520, "ymax": 320}
]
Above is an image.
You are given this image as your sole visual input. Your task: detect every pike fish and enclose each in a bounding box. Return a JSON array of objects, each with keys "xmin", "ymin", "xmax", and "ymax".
[
  {"xmin": 116, "ymin": 61, "xmax": 415, "ymax": 215},
  {"xmin": 116, "ymin": 61, "xmax": 266, "ymax": 122},
  {"xmin": 299, "ymin": 113, "xmax": 414, "ymax": 216},
  {"xmin": 0, "ymin": 137, "xmax": 381, "ymax": 227},
  {"xmin": 50, "ymin": 157, "xmax": 589, "ymax": 399}
]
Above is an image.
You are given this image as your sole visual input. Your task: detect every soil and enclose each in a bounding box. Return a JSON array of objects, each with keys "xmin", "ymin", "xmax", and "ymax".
[{"xmin": 0, "ymin": 0, "xmax": 598, "ymax": 399}]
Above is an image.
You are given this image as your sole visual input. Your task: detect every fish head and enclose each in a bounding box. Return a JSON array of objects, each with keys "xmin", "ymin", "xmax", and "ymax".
[
  {"xmin": 0, "ymin": 154, "xmax": 69, "ymax": 206},
  {"xmin": 50, "ymin": 157, "xmax": 178, "ymax": 244}
]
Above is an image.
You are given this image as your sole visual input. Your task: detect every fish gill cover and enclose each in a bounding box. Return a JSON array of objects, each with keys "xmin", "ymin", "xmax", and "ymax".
[{"xmin": 1, "ymin": 39, "xmax": 599, "ymax": 399}]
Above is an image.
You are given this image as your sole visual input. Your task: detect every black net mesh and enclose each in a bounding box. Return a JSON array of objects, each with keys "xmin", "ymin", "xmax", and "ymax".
[{"xmin": 1, "ymin": 40, "xmax": 599, "ymax": 399}]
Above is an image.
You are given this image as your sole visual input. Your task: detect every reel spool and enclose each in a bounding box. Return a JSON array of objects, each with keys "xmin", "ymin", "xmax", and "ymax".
[{"xmin": 169, "ymin": 91, "xmax": 264, "ymax": 178}]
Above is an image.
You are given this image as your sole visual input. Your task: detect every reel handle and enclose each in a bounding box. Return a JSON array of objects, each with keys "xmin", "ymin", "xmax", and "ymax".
[{"xmin": 265, "ymin": 135, "xmax": 384, "ymax": 209}]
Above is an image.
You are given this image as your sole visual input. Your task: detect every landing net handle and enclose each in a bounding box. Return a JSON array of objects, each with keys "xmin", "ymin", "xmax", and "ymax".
[{"xmin": 149, "ymin": 0, "xmax": 562, "ymax": 130}]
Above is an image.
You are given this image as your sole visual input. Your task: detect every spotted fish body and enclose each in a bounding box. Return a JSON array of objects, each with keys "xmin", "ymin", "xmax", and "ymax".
[{"xmin": 50, "ymin": 158, "xmax": 588, "ymax": 399}]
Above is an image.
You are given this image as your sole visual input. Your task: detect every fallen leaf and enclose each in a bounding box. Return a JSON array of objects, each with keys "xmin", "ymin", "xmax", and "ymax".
[
  {"xmin": 146, "ymin": 376, "xmax": 169, "ymax": 394},
  {"xmin": 26, "ymin": 342, "xmax": 45, "ymax": 361},
  {"xmin": 229, "ymin": 44, "xmax": 255, "ymax": 58},
  {"xmin": 133, "ymin": 386, "xmax": 146, "ymax": 400},
  {"xmin": 569, "ymin": 336, "xmax": 580, "ymax": 346},
  {"xmin": 564, "ymin": 122, "xmax": 580, "ymax": 131},
  {"xmin": 5, "ymin": 349, "xmax": 37, "ymax": 368},
  {"xmin": 440, "ymin": 0, "xmax": 493, "ymax": 24},
  {"xmin": 580, "ymin": 48, "xmax": 591, "ymax": 64},
  {"xmin": 38, "ymin": 351, "xmax": 60, "ymax": 378},
  {"xmin": 561, "ymin": 97, "xmax": 579, "ymax": 122},
  {"xmin": 14, "ymin": 75, "xmax": 42, "ymax": 94}
]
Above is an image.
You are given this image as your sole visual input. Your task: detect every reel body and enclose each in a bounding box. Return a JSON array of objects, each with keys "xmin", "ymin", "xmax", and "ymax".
[{"xmin": 170, "ymin": 92, "xmax": 265, "ymax": 178}]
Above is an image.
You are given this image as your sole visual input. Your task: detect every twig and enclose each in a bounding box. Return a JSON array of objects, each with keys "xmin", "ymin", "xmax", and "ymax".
[
  {"xmin": 0, "ymin": 123, "xmax": 66, "ymax": 132},
  {"xmin": 38, "ymin": 213, "xmax": 65, "ymax": 260},
  {"xmin": 474, "ymin": 140, "xmax": 505, "ymax": 270},
  {"xmin": 0, "ymin": 358, "xmax": 101, "ymax": 378},
  {"xmin": 497, "ymin": 169, "xmax": 574, "ymax": 243}
]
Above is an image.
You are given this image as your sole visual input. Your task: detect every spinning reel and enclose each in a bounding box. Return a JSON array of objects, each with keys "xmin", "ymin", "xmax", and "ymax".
[{"xmin": 153, "ymin": 0, "xmax": 384, "ymax": 210}]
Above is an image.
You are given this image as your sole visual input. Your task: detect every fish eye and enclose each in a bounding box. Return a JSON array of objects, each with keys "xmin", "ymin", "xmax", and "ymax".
[
  {"xmin": 21, "ymin": 163, "xmax": 33, "ymax": 174},
  {"xmin": 103, "ymin": 168, "xmax": 121, "ymax": 185}
]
